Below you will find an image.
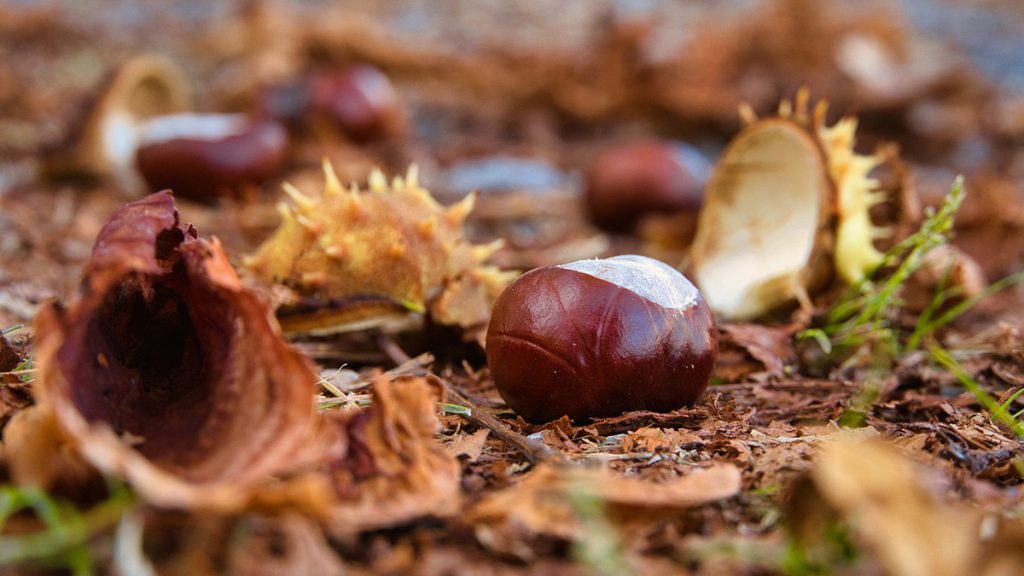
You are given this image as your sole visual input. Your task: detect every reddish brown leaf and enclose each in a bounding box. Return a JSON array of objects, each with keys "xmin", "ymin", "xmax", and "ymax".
[
  {"xmin": 262, "ymin": 374, "xmax": 462, "ymax": 537},
  {"xmin": 720, "ymin": 323, "xmax": 798, "ymax": 378}
]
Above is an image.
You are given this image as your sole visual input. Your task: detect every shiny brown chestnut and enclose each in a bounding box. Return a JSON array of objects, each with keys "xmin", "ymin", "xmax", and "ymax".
[
  {"xmin": 486, "ymin": 254, "xmax": 717, "ymax": 423},
  {"xmin": 584, "ymin": 140, "xmax": 711, "ymax": 231},
  {"xmin": 307, "ymin": 65, "xmax": 401, "ymax": 142},
  {"xmin": 135, "ymin": 113, "xmax": 288, "ymax": 200}
]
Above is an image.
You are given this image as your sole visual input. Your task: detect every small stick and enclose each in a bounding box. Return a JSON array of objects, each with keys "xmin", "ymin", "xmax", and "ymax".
[
  {"xmin": 434, "ymin": 376, "xmax": 564, "ymax": 466},
  {"xmin": 377, "ymin": 334, "xmax": 412, "ymax": 366}
]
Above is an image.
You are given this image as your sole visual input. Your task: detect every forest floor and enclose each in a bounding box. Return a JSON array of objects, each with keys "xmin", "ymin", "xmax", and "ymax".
[{"xmin": 1, "ymin": 1, "xmax": 1024, "ymax": 574}]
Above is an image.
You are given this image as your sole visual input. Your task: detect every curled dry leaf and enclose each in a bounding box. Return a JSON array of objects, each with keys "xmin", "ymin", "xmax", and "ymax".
[
  {"xmin": 902, "ymin": 244, "xmax": 987, "ymax": 313},
  {"xmin": 691, "ymin": 90, "xmax": 915, "ymax": 320},
  {"xmin": 30, "ymin": 191, "xmax": 318, "ymax": 509},
  {"xmin": 467, "ymin": 463, "xmax": 741, "ymax": 559},
  {"xmin": 789, "ymin": 437, "xmax": 1024, "ymax": 576},
  {"xmin": 244, "ymin": 162, "xmax": 516, "ymax": 335},
  {"xmin": 0, "ymin": 332, "xmax": 21, "ymax": 373},
  {"xmin": 122, "ymin": 510, "xmax": 345, "ymax": 576},
  {"xmin": 2, "ymin": 406, "xmax": 96, "ymax": 493},
  {"xmin": 266, "ymin": 374, "xmax": 462, "ymax": 537},
  {"xmin": 719, "ymin": 323, "xmax": 798, "ymax": 379},
  {"xmin": 0, "ymin": 333, "xmax": 33, "ymax": 430}
]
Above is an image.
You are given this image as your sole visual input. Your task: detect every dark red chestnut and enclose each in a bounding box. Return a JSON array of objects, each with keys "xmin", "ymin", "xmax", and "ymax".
[
  {"xmin": 584, "ymin": 140, "xmax": 711, "ymax": 231},
  {"xmin": 486, "ymin": 254, "xmax": 717, "ymax": 423},
  {"xmin": 307, "ymin": 65, "xmax": 401, "ymax": 142},
  {"xmin": 135, "ymin": 113, "xmax": 288, "ymax": 200}
]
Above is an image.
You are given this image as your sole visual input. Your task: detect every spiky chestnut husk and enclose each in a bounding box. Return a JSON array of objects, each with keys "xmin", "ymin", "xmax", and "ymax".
[
  {"xmin": 691, "ymin": 90, "xmax": 895, "ymax": 320},
  {"xmin": 244, "ymin": 162, "xmax": 516, "ymax": 335}
]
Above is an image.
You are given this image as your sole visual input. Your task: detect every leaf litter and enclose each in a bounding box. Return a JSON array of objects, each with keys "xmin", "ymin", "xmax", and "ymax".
[{"xmin": 1, "ymin": 1, "xmax": 1024, "ymax": 575}]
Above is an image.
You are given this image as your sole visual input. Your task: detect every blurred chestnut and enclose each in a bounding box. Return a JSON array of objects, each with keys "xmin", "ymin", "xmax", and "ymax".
[
  {"xmin": 486, "ymin": 254, "xmax": 717, "ymax": 423},
  {"xmin": 135, "ymin": 113, "xmax": 288, "ymax": 200},
  {"xmin": 258, "ymin": 65, "xmax": 401, "ymax": 142},
  {"xmin": 307, "ymin": 65, "xmax": 401, "ymax": 141},
  {"xmin": 584, "ymin": 140, "xmax": 711, "ymax": 232}
]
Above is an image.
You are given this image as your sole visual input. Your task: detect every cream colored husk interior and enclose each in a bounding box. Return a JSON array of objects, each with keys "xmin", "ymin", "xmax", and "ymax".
[{"xmin": 693, "ymin": 124, "xmax": 823, "ymax": 320}]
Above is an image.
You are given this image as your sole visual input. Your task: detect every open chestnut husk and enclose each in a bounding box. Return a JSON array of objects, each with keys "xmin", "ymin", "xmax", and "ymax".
[
  {"xmin": 135, "ymin": 113, "xmax": 288, "ymax": 200},
  {"xmin": 486, "ymin": 254, "xmax": 717, "ymax": 423},
  {"xmin": 32, "ymin": 191, "xmax": 317, "ymax": 508},
  {"xmin": 244, "ymin": 163, "xmax": 515, "ymax": 338},
  {"xmin": 691, "ymin": 91, "xmax": 915, "ymax": 320}
]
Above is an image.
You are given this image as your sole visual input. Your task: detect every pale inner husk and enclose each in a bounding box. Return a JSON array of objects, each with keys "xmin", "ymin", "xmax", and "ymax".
[{"xmin": 693, "ymin": 124, "xmax": 824, "ymax": 320}]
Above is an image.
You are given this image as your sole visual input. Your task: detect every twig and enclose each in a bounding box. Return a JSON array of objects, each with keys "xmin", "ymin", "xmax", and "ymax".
[
  {"xmin": 377, "ymin": 334, "xmax": 412, "ymax": 366},
  {"xmin": 434, "ymin": 376, "xmax": 564, "ymax": 465}
]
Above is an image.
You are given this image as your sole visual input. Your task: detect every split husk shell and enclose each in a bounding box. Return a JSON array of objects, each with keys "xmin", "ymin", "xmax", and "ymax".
[
  {"xmin": 32, "ymin": 191, "xmax": 317, "ymax": 509},
  {"xmin": 692, "ymin": 91, "xmax": 907, "ymax": 320}
]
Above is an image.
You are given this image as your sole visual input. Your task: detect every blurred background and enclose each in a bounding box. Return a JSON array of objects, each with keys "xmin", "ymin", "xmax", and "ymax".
[{"xmin": 1, "ymin": 0, "xmax": 1023, "ymax": 319}]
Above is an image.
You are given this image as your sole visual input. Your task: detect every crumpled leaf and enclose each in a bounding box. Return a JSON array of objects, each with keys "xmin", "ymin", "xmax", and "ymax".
[
  {"xmin": 789, "ymin": 437, "xmax": 1024, "ymax": 576},
  {"xmin": 720, "ymin": 323, "xmax": 798, "ymax": 379},
  {"xmin": 0, "ymin": 333, "xmax": 33, "ymax": 431},
  {"xmin": 261, "ymin": 374, "xmax": 462, "ymax": 538},
  {"xmin": 2, "ymin": 406, "xmax": 96, "ymax": 493},
  {"xmin": 28, "ymin": 191, "xmax": 318, "ymax": 510},
  {"xmin": 123, "ymin": 510, "xmax": 345, "ymax": 576},
  {"xmin": 446, "ymin": 428, "xmax": 490, "ymax": 462},
  {"xmin": 0, "ymin": 333, "xmax": 21, "ymax": 373},
  {"xmin": 467, "ymin": 463, "xmax": 741, "ymax": 559}
]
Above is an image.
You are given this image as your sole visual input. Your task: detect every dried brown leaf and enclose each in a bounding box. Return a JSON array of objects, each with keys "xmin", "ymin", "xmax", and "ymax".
[
  {"xmin": 2, "ymin": 405, "xmax": 95, "ymax": 492},
  {"xmin": 720, "ymin": 323, "xmax": 798, "ymax": 378},
  {"xmin": 0, "ymin": 333, "xmax": 21, "ymax": 373},
  {"xmin": 467, "ymin": 463, "xmax": 740, "ymax": 558},
  {"xmin": 272, "ymin": 375, "xmax": 462, "ymax": 538},
  {"xmin": 447, "ymin": 427, "xmax": 490, "ymax": 462},
  {"xmin": 129, "ymin": 510, "xmax": 346, "ymax": 576},
  {"xmin": 789, "ymin": 437, "xmax": 1024, "ymax": 576}
]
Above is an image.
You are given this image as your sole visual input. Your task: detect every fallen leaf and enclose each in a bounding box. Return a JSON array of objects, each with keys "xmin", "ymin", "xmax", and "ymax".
[
  {"xmin": 789, "ymin": 437, "xmax": 1024, "ymax": 576},
  {"xmin": 125, "ymin": 510, "xmax": 346, "ymax": 576},
  {"xmin": 0, "ymin": 333, "xmax": 21, "ymax": 372},
  {"xmin": 2, "ymin": 405, "xmax": 95, "ymax": 493},
  {"xmin": 720, "ymin": 323, "xmax": 798, "ymax": 378},
  {"xmin": 447, "ymin": 428, "xmax": 490, "ymax": 462},
  {"xmin": 467, "ymin": 463, "xmax": 740, "ymax": 559},
  {"xmin": 268, "ymin": 374, "xmax": 463, "ymax": 538}
]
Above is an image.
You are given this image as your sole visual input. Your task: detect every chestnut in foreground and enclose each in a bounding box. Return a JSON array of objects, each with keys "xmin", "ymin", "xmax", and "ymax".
[
  {"xmin": 486, "ymin": 255, "xmax": 717, "ymax": 423},
  {"xmin": 584, "ymin": 141, "xmax": 711, "ymax": 231},
  {"xmin": 135, "ymin": 113, "xmax": 288, "ymax": 200}
]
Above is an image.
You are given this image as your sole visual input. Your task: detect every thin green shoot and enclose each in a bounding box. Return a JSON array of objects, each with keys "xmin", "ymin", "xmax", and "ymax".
[
  {"xmin": 837, "ymin": 376, "xmax": 883, "ymax": 429},
  {"xmin": 812, "ymin": 177, "xmax": 965, "ymax": 361},
  {"xmin": 568, "ymin": 481, "xmax": 631, "ymax": 576},
  {"xmin": 998, "ymin": 388, "xmax": 1024, "ymax": 421},
  {"xmin": 441, "ymin": 403, "xmax": 472, "ymax": 417},
  {"xmin": 0, "ymin": 483, "xmax": 136, "ymax": 575},
  {"xmin": 930, "ymin": 344, "xmax": 1024, "ymax": 439}
]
